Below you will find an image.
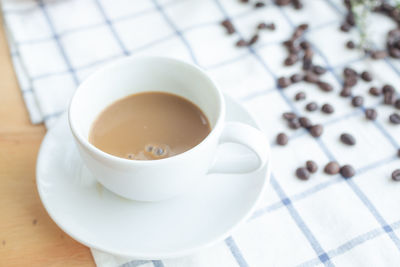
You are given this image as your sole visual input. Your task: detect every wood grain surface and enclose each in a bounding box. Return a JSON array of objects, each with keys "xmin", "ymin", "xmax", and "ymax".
[{"xmin": 0, "ymin": 20, "xmax": 95, "ymax": 266}]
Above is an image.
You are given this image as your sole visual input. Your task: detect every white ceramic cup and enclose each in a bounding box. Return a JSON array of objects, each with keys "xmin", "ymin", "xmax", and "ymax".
[{"xmin": 69, "ymin": 56, "xmax": 269, "ymax": 202}]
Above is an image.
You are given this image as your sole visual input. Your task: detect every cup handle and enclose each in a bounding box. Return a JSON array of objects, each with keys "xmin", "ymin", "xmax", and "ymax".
[{"xmin": 208, "ymin": 122, "xmax": 269, "ymax": 174}]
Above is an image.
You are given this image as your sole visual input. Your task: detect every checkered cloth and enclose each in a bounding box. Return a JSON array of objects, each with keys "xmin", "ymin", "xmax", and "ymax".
[{"xmin": 3, "ymin": 0, "xmax": 400, "ymax": 266}]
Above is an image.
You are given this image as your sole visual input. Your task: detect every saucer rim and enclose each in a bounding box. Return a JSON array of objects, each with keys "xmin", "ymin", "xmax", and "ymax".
[{"xmin": 36, "ymin": 94, "xmax": 271, "ymax": 259}]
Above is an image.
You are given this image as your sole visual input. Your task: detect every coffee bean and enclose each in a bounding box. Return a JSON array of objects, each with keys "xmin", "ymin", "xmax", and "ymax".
[
  {"xmin": 343, "ymin": 67, "xmax": 358, "ymax": 77},
  {"xmin": 344, "ymin": 76, "xmax": 358, "ymax": 87},
  {"xmin": 346, "ymin": 12, "xmax": 355, "ymax": 26},
  {"xmin": 248, "ymin": 34, "xmax": 259, "ymax": 45},
  {"xmin": 275, "ymin": 0, "xmax": 291, "ymax": 6},
  {"xmin": 389, "ymin": 113, "xmax": 400, "ymax": 124},
  {"xmin": 340, "ymin": 133, "xmax": 356, "ymax": 145},
  {"xmin": 254, "ymin": 2, "xmax": 265, "ymax": 8},
  {"xmin": 352, "ymin": 96, "xmax": 364, "ymax": 107},
  {"xmin": 284, "ymin": 54, "xmax": 298, "ymax": 66},
  {"xmin": 296, "ymin": 167, "xmax": 310, "ymax": 180},
  {"xmin": 292, "ymin": 0, "xmax": 303, "ymax": 9},
  {"xmin": 346, "ymin": 40, "xmax": 356, "ymax": 49},
  {"xmin": 340, "ymin": 165, "xmax": 355, "ymax": 178},
  {"xmin": 240, "ymin": 0, "xmax": 249, "ymax": 3},
  {"xmin": 221, "ymin": 19, "xmax": 235, "ymax": 34},
  {"xmin": 395, "ymin": 99, "xmax": 400, "ymax": 109},
  {"xmin": 371, "ymin": 50, "xmax": 387, "ymax": 59},
  {"xmin": 383, "ymin": 84, "xmax": 395, "ymax": 94},
  {"xmin": 288, "ymin": 119, "xmax": 301, "ymax": 129},
  {"xmin": 276, "ymin": 133, "xmax": 288, "ymax": 146},
  {"xmin": 321, "ymin": 103, "xmax": 334, "ymax": 114},
  {"xmin": 318, "ymin": 81, "xmax": 333, "ymax": 92},
  {"xmin": 340, "ymin": 87, "xmax": 352, "ymax": 97},
  {"xmin": 300, "ymin": 41, "xmax": 311, "ymax": 50},
  {"xmin": 236, "ymin": 39, "xmax": 247, "ymax": 47},
  {"xmin": 304, "ymin": 72, "xmax": 319, "ymax": 83},
  {"xmin": 384, "ymin": 91, "xmax": 396, "ymax": 105},
  {"xmin": 289, "ymin": 44, "xmax": 301, "ymax": 54},
  {"xmin": 278, "ymin": 77, "xmax": 291, "ymax": 88},
  {"xmin": 398, "ymin": 148, "xmax": 400, "ymax": 158},
  {"xmin": 304, "ymin": 49, "xmax": 314, "ymax": 60},
  {"xmin": 295, "ymin": 91, "xmax": 306, "ymax": 101},
  {"xmin": 282, "ymin": 112, "xmax": 297, "ymax": 120},
  {"xmin": 369, "ymin": 86, "xmax": 381, "ymax": 96},
  {"xmin": 306, "ymin": 102, "xmax": 318, "ymax": 111},
  {"xmin": 340, "ymin": 23, "xmax": 351, "ymax": 32},
  {"xmin": 365, "ymin": 108, "xmax": 378, "ymax": 120},
  {"xmin": 389, "ymin": 47, "xmax": 400, "ymax": 58},
  {"xmin": 360, "ymin": 71, "xmax": 373, "ymax": 82},
  {"xmin": 306, "ymin": 160, "xmax": 318, "ymax": 173},
  {"xmin": 310, "ymin": 124, "xmax": 323, "ymax": 137},
  {"xmin": 302, "ymin": 58, "xmax": 313, "ymax": 71},
  {"xmin": 324, "ymin": 161, "xmax": 340, "ymax": 175},
  {"xmin": 313, "ymin": 65, "xmax": 326, "ymax": 75},
  {"xmin": 299, "ymin": 117, "xmax": 312, "ymax": 128},
  {"xmin": 290, "ymin": 73, "xmax": 303, "ymax": 83},
  {"xmin": 392, "ymin": 169, "xmax": 400, "ymax": 181},
  {"xmin": 258, "ymin": 22, "xmax": 275, "ymax": 30}
]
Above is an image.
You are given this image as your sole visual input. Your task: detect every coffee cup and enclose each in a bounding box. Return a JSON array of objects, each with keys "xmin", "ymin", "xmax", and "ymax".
[{"xmin": 69, "ymin": 56, "xmax": 269, "ymax": 201}]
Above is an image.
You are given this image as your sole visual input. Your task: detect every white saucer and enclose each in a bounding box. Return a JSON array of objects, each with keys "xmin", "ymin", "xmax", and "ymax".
[{"xmin": 36, "ymin": 94, "xmax": 270, "ymax": 259}]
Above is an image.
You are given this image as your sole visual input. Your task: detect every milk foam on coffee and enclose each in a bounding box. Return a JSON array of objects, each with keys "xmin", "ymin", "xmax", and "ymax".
[{"xmin": 89, "ymin": 92, "xmax": 211, "ymax": 160}]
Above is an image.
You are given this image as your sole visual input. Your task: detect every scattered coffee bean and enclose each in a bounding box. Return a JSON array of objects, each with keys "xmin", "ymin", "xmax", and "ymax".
[
  {"xmin": 365, "ymin": 108, "xmax": 378, "ymax": 120},
  {"xmin": 395, "ymin": 99, "xmax": 400, "ymax": 109},
  {"xmin": 340, "ymin": 87, "xmax": 352, "ymax": 97},
  {"xmin": 343, "ymin": 67, "xmax": 358, "ymax": 77},
  {"xmin": 304, "ymin": 72, "xmax": 319, "ymax": 83},
  {"xmin": 302, "ymin": 58, "xmax": 313, "ymax": 71},
  {"xmin": 321, "ymin": 103, "xmax": 334, "ymax": 114},
  {"xmin": 346, "ymin": 40, "xmax": 356, "ymax": 49},
  {"xmin": 398, "ymin": 148, "xmax": 400, "ymax": 158},
  {"xmin": 340, "ymin": 165, "xmax": 355, "ymax": 178},
  {"xmin": 248, "ymin": 34, "xmax": 259, "ymax": 46},
  {"xmin": 221, "ymin": 19, "xmax": 235, "ymax": 34},
  {"xmin": 384, "ymin": 91, "xmax": 396, "ymax": 105},
  {"xmin": 306, "ymin": 160, "xmax": 318, "ymax": 173},
  {"xmin": 240, "ymin": 0, "xmax": 249, "ymax": 3},
  {"xmin": 382, "ymin": 84, "xmax": 395, "ymax": 94},
  {"xmin": 304, "ymin": 48, "xmax": 314, "ymax": 60},
  {"xmin": 324, "ymin": 161, "xmax": 340, "ymax": 175},
  {"xmin": 352, "ymin": 96, "xmax": 364, "ymax": 107},
  {"xmin": 369, "ymin": 86, "xmax": 381, "ymax": 96},
  {"xmin": 257, "ymin": 22, "xmax": 275, "ymax": 30},
  {"xmin": 346, "ymin": 12, "xmax": 355, "ymax": 26},
  {"xmin": 254, "ymin": 2, "xmax": 265, "ymax": 8},
  {"xmin": 290, "ymin": 73, "xmax": 303, "ymax": 83},
  {"xmin": 275, "ymin": 0, "xmax": 292, "ymax": 6},
  {"xmin": 392, "ymin": 169, "xmax": 400, "ymax": 181},
  {"xmin": 283, "ymin": 112, "xmax": 297, "ymax": 120},
  {"xmin": 278, "ymin": 77, "xmax": 291, "ymax": 88},
  {"xmin": 371, "ymin": 50, "xmax": 387, "ymax": 59},
  {"xmin": 296, "ymin": 167, "xmax": 310, "ymax": 180},
  {"xmin": 389, "ymin": 113, "xmax": 400, "ymax": 124},
  {"xmin": 236, "ymin": 39, "xmax": 247, "ymax": 47},
  {"xmin": 284, "ymin": 54, "xmax": 298, "ymax": 66},
  {"xmin": 317, "ymin": 81, "xmax": 333, "ymax": 92},
  {"xmin": 276, "ymin": 133, "xmax": 288, "ymax": 146},
  {"xmin": 300, "ymin": 41, "xmax": 311, "ymax": 50},
  {"xmin": 299, "ymin": 116, "xmax": 312, "ymax": 128},
  {"xmin": 310, "ymin": 124, "xmax": 323, "ymax": 137},
  {"xmin": 340, "ymin": 23, "xmax": 351, "ymax": 32},
  {"xmin": 288, "ymin": 119, "xmax": 301, "ymax": 129},
  {"xmin": 360, "ymin": 71, "xmax": 373, "ymax": 82},
  {"xmin": 340, "ymin": 133, "xmax": 356, "ymax": 146},
  {"xmin": 306, "ymin": 102, "xmax": 318, "ymax": 111},
  {"xmin": 313, "ymin": 65, "xmax": 326, "ymax": 75},
  {"xmin": 295, "ymin": 91, "xmax": 306, "ymax": 101},
  {"xmin": 344, "ymin": 76, "xmax": 358, "ymax": 87}
]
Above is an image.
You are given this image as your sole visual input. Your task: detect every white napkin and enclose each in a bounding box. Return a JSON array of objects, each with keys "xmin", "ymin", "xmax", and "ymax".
[{"xmin": 2, "ymin": 0, "xmax": 400, "ymax": 266}]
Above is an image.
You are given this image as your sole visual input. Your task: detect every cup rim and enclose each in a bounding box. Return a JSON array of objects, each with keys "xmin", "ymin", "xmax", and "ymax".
[{"xmin": 68, "ymin": 56, "xmax": 225, "ymax": 165}]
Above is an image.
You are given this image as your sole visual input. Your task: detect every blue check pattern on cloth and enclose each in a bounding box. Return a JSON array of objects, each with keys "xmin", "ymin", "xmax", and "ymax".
[{"xmin": 2, "ymin": 0, "xmax": 400, "ymax": 266}]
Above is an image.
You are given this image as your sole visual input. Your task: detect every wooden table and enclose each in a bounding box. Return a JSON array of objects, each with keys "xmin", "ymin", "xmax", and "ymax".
[{"xmin": 0, "ymin": 22, "xmax": 95, "ymax": 266}]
